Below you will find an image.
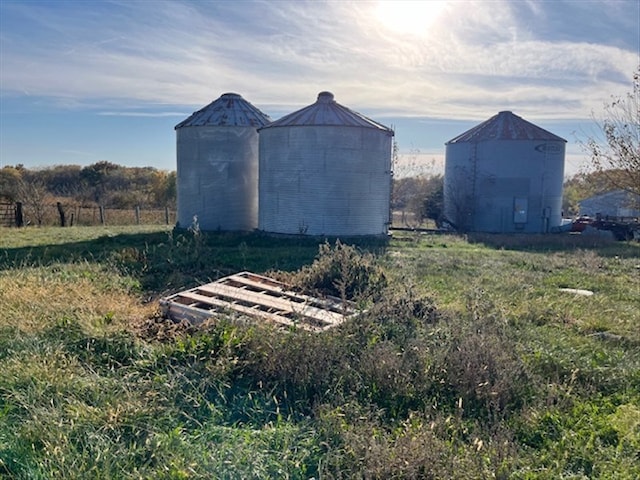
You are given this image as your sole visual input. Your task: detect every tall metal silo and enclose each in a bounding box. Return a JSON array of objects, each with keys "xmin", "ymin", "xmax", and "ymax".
[
  {"xmin": 175, "ymin": 93, "xmax": 271, "ymax": 231},
  {"xmin": 443, "ymin": 111, "xmax": 566, "ymax": 233},
  {"xmin": 258, "ymin": 91, "xmax": 394, "ymax": 236}
]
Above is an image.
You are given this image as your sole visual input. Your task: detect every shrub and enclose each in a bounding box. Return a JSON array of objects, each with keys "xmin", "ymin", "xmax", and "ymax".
[{"xmin": 286, "ymin": 240, "xmax": 387, "ymax": 301}]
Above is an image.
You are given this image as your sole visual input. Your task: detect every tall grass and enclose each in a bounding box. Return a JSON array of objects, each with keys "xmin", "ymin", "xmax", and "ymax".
[{"xmin": 1, "ymin": 226, "xmax": 638, "ymax": 478}]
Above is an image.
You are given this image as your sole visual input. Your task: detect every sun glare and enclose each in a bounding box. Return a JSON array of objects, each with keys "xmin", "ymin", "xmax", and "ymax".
[{"xmin": 375, "ymin": 0, "xmax": 447, "ymax": 36}]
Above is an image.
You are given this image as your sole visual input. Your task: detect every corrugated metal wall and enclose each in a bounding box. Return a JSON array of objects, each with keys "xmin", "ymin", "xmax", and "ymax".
[
  {"xmin": 444, "ymin": 139, "xmax": 565, "ymax": 233},
  {"xmin": 259, "ymin": 126, "xmax": 392, "ymax": 236},
  {"xmin": 176, "ymin": 126, "xmax": 259, "ymax": 231}
]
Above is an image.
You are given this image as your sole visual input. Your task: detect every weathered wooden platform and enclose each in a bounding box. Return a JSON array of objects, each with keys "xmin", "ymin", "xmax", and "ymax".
[{"xmin": 159, "ymin": 271, "xmax": 357, "ymax": 332}]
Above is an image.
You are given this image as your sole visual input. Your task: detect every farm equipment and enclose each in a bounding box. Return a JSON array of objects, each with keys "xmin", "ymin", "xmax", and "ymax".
[{"xmin": 571, "ymin": 215, "xmax": 640, "ymax": 241}]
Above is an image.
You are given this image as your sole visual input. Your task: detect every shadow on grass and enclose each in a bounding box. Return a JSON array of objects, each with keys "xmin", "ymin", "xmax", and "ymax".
[
  {"xmin": 466, "ymin": 232, "xmax": 639, "ymax": 257},
  {"xmin": 0, "ymin": 229, "xmax": 388, "ymax": 293}
]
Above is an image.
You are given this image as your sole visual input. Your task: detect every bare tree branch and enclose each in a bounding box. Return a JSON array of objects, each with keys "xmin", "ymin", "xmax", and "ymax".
[{"xmin": 579, "ymin": 67, "xmax": 640, "ymax": 195}]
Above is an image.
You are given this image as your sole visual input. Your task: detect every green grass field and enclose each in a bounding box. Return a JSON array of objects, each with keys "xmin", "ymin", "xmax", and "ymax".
[{"xmin": 1, "ymin": 225, "xmax": 638, "ymax": 479}]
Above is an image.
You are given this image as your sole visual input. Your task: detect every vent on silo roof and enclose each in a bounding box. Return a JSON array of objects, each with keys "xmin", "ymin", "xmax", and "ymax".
[
  {"xmin": 261, "ymin": 91, "xmax": 391, "ymax": 130},
  {"xmin": 175, "ymin": 93, "xmax": 271, "ymax": 128},
  {"xmin": 446, "ymin": 111, "xmax": 566, "ymax": 144}
]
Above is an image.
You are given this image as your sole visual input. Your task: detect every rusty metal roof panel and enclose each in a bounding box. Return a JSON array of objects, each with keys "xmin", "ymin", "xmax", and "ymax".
[
  {"xmin": 446, "ymin": 111, "xmax": 566, "ymax": 144},
  {"xmin": 175, "ymin": 93, "xmax": 271, "ymax": 129},
  {"xmin": 262, "ymin": 91, "xmax": 393, "ymax": 132}
]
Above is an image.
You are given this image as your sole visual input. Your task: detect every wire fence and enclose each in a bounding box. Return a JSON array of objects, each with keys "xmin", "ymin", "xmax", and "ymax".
[
  {"xmin": 390, "ymin": 210, "xmax": 438, "ymax": 230},
  {"xmin": 1, "ymin": 202, "xmax": 431, "ymax": 231},
  {"xmin": 0, "ymin": 202, "xmax": 176, "ymax": 228}
]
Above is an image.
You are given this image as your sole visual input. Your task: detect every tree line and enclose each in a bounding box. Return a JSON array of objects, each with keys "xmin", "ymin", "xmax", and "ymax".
[
  {"xmin": 0, "ymin": 162, "xmax": 627, "ymax": 229},
  {"xmin": 1, "ymin": 161, "xmax": 176, "ymax": 207},
  {"xmin": 391, "ymin": 174, "xmax": 444, "ymax": 227},
  {"xmin": 391, "ymin": 68, "xmax": 640, "ymax": 227},
  {"xmin": 2, "ymin": 63, "xmax": 637, "ymax": 229},
  {"xmin": 391, "ymin": 168, "xmax": 635, "ymax": 228},
  {"xmin": 0, "ymin": 162, "xmax": 176, "ymax": 227}
]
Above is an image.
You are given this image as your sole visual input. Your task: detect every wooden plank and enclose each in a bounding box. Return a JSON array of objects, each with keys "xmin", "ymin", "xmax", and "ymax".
[
  {"xmin": 162, "ymin": 298, "xmax": 331, "ymax": 331},
  {"xmin": 225, "ymin": 273, "xmax": 351, "ymax": 314},
  {"xmin": 196, "ymin": 283, "xmax": 346, "ymax": 324},
  {"xmin": 174, "ymin": 290, "xmax": 244, "ymax": 311},
  {"xmin": 177, "ymin": 288, "xmax": 340, "ymax": 329},
  {"xmin": 222, "ymin": 274, "xmax": 289, "ymax": 296},
  {"xmin": 221, "ymin": 273, "xmax": 356, "ymax": 316},
  {"xmin": 223, "ymin": 278, "xmax": 309, "ymax": 307},
  {"xmin": 161, "ymin": 301, "xmax": 215, "ymax": 325},
  {"xmin": 161, "ymin": 272, "xmax": 358, "ymax": 332},
  {"xmin": 172, "ymin": 290, "xmax": 324, "ymax": 331},
  {"xmin": 198, "ymin": 283, "xmax": 302, "ymax": 312},
  {"xmin": 241, "ymin": 272, "xmax": 288, "ymax": 289},
  {"xmin": 176, "ymin": 291, "xmax": 295, "ymax": 325}
]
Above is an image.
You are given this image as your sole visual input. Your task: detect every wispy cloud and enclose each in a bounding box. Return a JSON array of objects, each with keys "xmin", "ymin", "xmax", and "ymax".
[
  {"xmin": 98, "ymin": 111, "xmax": 188, "ymax": 117},
  {"xmin": 0, "ymin": 0, "xmax": 637, "ymax": 121}
]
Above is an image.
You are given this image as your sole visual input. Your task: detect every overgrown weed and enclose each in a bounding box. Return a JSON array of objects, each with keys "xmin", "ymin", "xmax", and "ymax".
[
  {"xmin": 282, "ymin": 240, "xmax": 388, "ymax": 302},
  {"xmin": 1, "ymin": 228, "xmax": 638, "ymax": 478}
]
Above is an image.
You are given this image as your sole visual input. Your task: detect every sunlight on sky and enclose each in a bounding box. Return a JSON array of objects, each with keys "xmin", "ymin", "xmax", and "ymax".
[
  {"xmin": 374, "ymin": 0, "xmax": 447, "ymax": 36},
  {"xmin": 0, "ymin": 0, "xmax": 637, "ymax": 170}
]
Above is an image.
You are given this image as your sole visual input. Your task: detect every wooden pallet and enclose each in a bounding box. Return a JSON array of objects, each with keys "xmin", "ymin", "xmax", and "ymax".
[{"xmin": 159, "ymin": 272, "xmax": 357, "ymax": 332}]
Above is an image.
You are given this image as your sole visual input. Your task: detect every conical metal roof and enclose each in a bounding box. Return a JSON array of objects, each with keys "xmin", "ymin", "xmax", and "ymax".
[
  {"xmin": 446, "ymin": 111, "xmax": 566, "ymax": 144},
  {"xmin": 175, "ymin": 93, "xmax": 271, "ymax": 129},
  {"xmin": 261, "ymin": 91, "xmax": 392, "ymax": 132}
]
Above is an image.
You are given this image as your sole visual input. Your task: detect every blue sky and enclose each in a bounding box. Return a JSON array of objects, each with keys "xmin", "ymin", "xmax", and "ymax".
[{"xmin": 0, "ymin": 0, "xmax": 638, "ymax": 177}]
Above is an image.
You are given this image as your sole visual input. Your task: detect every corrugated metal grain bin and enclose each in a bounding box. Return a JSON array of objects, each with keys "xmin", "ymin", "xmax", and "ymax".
[
  {"xmin": 258, "ymin": 91, "xmax": 394, "ymax": 236},
  {"xmin": 175, "ymin": 93, "xmax": 271, "ymax": 231},
  {"xmin": 444, "ymin": 111, "xmax": 566, "ymax": 233}
]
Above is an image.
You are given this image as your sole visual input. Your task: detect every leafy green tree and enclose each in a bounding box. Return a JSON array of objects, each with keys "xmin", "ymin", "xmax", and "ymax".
[
  {"xmin": 36, "ymin": 165, "xmax": 83, "ymax": 196},
  {"xmin": 3, "ymin": 162, "xmax": 177, "ymax": 211},
  {"xmin": 80, "ymin": 161, "xmax": 121, "ymax": 203}
]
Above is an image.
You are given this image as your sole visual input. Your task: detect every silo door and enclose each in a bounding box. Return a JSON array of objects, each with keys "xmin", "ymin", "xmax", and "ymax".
[{"xmin": 513, "ymin": 197, "xmax": 528, "ymax": 224}]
